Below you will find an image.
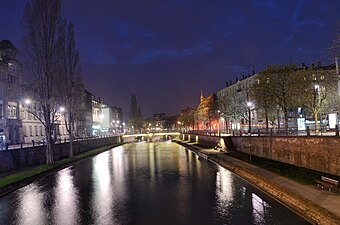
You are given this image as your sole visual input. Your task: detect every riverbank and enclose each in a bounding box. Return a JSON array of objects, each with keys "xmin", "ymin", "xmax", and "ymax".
[
  {"xmin": 0, "ymin": 143, "xmax": 124, "ymax": 197},
  {"xmin": 173, "ymin": 139, "xmax": 340, "ymax": 225}
]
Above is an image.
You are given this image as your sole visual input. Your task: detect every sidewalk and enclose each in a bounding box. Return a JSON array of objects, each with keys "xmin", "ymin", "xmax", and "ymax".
[{"xmin": 175, "ymin": 140, "xmax": 340, "ymax": 225}]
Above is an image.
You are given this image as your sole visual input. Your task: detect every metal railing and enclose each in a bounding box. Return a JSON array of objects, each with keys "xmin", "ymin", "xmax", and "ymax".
[
  {"xmin": 186, "ymin": 125, "xmax": 340, "ymax": 137},
  {"xmin": 0, "ymin": 134, "xmax": 121, "ymax": 151}
]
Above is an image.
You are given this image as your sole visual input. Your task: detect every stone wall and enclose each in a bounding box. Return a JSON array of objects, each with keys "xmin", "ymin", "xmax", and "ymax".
[
  {"xmin": 181, "ymin": 133, "xmax": 223, "ymax": 148},
  {"xmin": 231, "ymin": 136, "xmax": 340, "ymax": 176},
  {"xmin": 0, "ymin": 136, "xmax": 121, "ymax": 173}
]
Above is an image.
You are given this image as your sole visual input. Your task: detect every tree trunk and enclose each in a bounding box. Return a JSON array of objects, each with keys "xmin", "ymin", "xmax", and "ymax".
[
  {"xmin": 69, "ymin": 118, "xmax": 74, "ymax": 158},
  {"xmin": 314, "ymin": 112, "xmax": 319, "ymax": 133},
  {"xmin": 284, "ymin": 109, "xmax": 289, "ymax": 135},
  {"xmin": 265, "ymin": 113, "xmax": 269, "ymax": 133},
  {"xmin": 45, "ymin": 124, "xmax": 54, "ymax": 164}
]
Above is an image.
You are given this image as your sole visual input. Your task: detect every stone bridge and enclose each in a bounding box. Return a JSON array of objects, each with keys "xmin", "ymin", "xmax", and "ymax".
[{"xmin": 122, "ymin": 132, "xmax": 180, "ymax": 142}]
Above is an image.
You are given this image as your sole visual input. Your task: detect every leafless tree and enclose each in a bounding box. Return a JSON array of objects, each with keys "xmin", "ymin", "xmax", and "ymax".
[
  {"xmin": 60, "ymin": 21, "xmax": 83, "ymax": 157},
  {"xmin": 218, "ymin": 93, "xmax": 245, "ymax": 132},
  {"xmin": 253, "ymin": 73, "xmax": 276, "ymax": 132},
  {"xmin": 23, "ymin": 0, "xmax": 65, "ymax": 164},
  {"xmin": 294, "ymin": 69, "xmax": 337, "ymax": 131},
  {"xmin": 261, "ymin": 64, "xmax": 298, "ymax": 133}
]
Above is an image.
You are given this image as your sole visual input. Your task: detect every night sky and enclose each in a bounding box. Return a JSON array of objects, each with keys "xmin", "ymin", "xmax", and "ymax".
[{"xmin": 1, "ymin": 0, "xmax": 340, "ymax": 118}]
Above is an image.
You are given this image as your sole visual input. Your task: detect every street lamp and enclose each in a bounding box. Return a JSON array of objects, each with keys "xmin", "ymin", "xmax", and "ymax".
[
  {"xmin": 247, "ymin": 102, "xmax": 253, "ymax": 134},
  {"xmin": 24, "ymin": 99, "xmax": 31, "ymax": 105}
]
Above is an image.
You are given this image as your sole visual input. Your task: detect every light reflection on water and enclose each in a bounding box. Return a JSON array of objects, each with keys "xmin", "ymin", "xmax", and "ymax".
[
  {"xmin": 216, "ymin": 167, "xmax": 234, "ymax": 216},
  {"xmin": 0, "ymin": 142, "xmax": 310, "ymax": 225},
  {"xmin": 91, "ymin": 151, "xmax": 115, "ymax": 225},
  {"xmin": 15, "ymin": 184, "xmax": 47, "ymax": 225},
  {"xmin": 252, "ymin": 193, "xmax": 271, "ymax": 225},
  {"xmin": 52, "ymin": 168, "xmax": 80, "ymax": 225}
]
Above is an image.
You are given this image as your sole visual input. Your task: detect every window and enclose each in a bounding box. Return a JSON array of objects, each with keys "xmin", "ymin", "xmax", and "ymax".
[
  {"xmin": 29, "ymin": 126, "xmax": 33, "ymax": 136},
  {"xmin": 23, "ymin": 126, "xmax": 27, "ymax": 136},
  {"xmin": 35, "ymin": 126, "xmax": 38, "ymax": 136},
  {"xmin": 0, "ymin": 103, "xmax": 3, "ymax": 119},
  {"xmin": 7, "ymin": 103, "xmax": 17, "ymax": 119},
  {"xmin": 40, "ymin": 126, "xmax": 43, "ymax": 136}
]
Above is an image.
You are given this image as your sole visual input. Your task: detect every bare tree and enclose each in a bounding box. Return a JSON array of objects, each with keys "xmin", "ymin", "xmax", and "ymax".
[
  {"xmin": 329, "ymin": 23, "xmax": 340, "ymax": 59},
  {"xmin": 60, "ymin": 21, "xmax": 82, "ymax": 157},
  {"xmin": 261, "ymin": 64, "xmax": 298, "ymax": 133},
  {"xmin": 23, "ymin": 0, "xmax": 64, "ymax": 164},
  {"xmin": 178, "ymin": 107, "xmax": 195, "ymax": 131},
  {"xmin": 253, "ymin": 73, "xmax": 276, "ymax": 132},
  {"xmin": 294, "ymin": 69, "xmax": 337, "ymax": 131},
  {"xmin": 218, "ymin": 93, "xmax": 245, "ymax": 132}
]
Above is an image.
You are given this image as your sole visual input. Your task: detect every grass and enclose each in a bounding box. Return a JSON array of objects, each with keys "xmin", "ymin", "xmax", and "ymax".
[
  {"xmin": 228, "ymin": 151, "xmax": 340, "ymax": 185},
  {"xmin": 0, "ymin": 143, "xmax": 123, "ymax": 189}
]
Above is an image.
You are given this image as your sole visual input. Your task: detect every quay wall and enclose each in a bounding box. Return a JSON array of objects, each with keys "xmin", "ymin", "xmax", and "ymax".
[
  {"xmin": 0, "ymin": 136, "xmax": 121, "ymax": 173},
  {"xmin": 182, "ymin": 133, "xmax": 340, "ymax": 176}
]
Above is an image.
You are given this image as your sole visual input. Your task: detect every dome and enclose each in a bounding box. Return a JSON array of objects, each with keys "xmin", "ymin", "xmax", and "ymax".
[{"xmin": 0, "ymin": 40, "xmax": 16, "ymax": 49}]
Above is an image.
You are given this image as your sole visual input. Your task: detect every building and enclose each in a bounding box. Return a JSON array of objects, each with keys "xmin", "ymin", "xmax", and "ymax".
[
  {"xmin": 217, "ymin": 73, "xmax": 258, "ymax": 132},
  {"xmin": 84, "ymin": 90, "xmax": 123, "ymax": 136},
  {"xmin": 75, "ymin": 89, "xmax": 93, "ymax": 137},
  {"xmin": 195, "ymin": 91, "xmax": 218, "ymax": 131},
  {"xmin": 0, "ymin": 40, "xmax": 22, "ymax": 145}
]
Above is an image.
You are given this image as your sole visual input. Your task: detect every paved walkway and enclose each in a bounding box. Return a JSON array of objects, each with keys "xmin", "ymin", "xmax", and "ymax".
[{"xmin": 177, "ymin": 140, "xmax": 340, "ymax": 222}]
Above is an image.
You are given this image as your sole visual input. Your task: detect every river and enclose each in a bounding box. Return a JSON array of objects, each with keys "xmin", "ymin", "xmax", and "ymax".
[{"xmin": 0, "ymin": 141, "xmax": 310, "ymax": 225}]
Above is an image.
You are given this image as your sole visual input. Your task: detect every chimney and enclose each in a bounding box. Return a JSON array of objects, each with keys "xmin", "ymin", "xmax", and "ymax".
[
  {"xmin": 302, "ymin": 63, "xmax": 305, "ymax": 68},
  {"xmin": 235, "ymin": 77, "xmax": 238, "ymax": 82},
  {"xmin": 242, "ymin": 75, "xmax": 245, "ymax": 80},
  {"xmin": 317, "ymin": 61, "xmax": 321, "ymax": 68},
  {"xmin": 336, "ymin": 57, "xmax": 339, "ymax": 75},
  {"xmin": 226, "ymin": 82, "xmax": 229, "ymax": 87},
  {"xmin": 311, "ymin": 63, "xmax": 315, "ymax": 70},
  {"xmin": 230, "ymin": 80, "xmax": 232, "ymax": 85}
]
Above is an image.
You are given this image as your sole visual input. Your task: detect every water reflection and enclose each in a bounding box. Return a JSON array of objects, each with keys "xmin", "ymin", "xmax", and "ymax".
[
  {"xmin": 216, "ymin": 166, "xmax": 234, "ymax": 216},
  {"xmin": 15, "ymin": 184, "xmax": 47, "ymax": 225},
  {"xmin": 0, "ymin": 142, "xmax": 309, "ymax": 225},
  {"xmin": 252, "ymin": 193, "xmax": 271, "ymax": 225},
  {"xmin": 91, "ymin": 151, "xmax": 114, "ymax": 225},
  {"xmin": 52, "ymin": 168, "xmax": 80, "ymax": 225}
]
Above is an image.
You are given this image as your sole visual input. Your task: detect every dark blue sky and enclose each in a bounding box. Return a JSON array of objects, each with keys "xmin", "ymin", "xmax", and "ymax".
[{"xmin": 1, "ymin": 0, "xmax": 340, "ymax": 118}]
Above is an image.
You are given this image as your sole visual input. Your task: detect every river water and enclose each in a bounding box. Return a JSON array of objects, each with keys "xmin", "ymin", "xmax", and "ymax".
[{"xmin": 0, "ymin": 141, "xmax": 310, "ymax": 225}]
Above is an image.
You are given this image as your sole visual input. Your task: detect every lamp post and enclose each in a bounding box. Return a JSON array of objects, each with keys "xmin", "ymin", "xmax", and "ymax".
[{"xmin": 247, "ymin": 102, "xmax": 253, "ymax": 134}]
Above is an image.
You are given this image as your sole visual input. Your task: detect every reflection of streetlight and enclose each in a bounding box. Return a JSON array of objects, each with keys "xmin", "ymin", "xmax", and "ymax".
[
  {"xmin": 59, "ymin": 107, "xmax": 65, "ymax": 112},
  {"xmin": 247, "ymin": 102, "xmax": 253, "ymax": 134}
]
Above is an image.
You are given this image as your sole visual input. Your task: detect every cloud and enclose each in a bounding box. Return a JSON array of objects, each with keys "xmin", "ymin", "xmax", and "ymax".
[{"xmin": 130, "ymin": 42, "xmax": 213, "ymax": 65}]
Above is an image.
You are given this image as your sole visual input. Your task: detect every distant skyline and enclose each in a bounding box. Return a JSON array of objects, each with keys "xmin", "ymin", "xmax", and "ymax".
[{"xmin": 1, "ymin": 0, "xmax": 340, "ymax": 118}]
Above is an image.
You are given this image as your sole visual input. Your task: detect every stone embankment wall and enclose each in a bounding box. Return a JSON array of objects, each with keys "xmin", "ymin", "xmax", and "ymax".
[
  {"xmin": 231, "ymin": 136, "xmax": 340, "ymax": 176},
  {"xmin": 0, "ymin": 136, "xmax": 121, "ymax": 173},
  {"xmin": 181, "ymin": 133, "xmax": 222, "ymax": 147}
]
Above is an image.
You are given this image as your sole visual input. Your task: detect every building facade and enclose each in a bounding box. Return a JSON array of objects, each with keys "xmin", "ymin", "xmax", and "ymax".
[
  {"xmin": 217, "ymin": 73, "xmax": 259, "ymax": 132},
  {"xmin": 0, "ymin": 40, "xmax": 22, "ymax": 145}
]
